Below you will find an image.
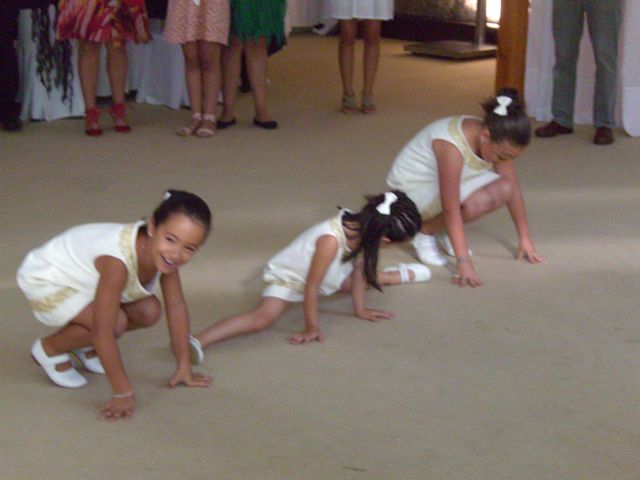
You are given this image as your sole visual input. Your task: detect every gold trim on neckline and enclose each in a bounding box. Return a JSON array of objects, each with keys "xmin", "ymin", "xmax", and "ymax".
[{"xmin": 448, "ymin": 117, "xmax": 493, "ymax": 172}]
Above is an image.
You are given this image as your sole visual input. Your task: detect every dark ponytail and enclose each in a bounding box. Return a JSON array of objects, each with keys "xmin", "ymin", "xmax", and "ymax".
[
  {"xmin": 481, "ymin": 88, "xmax": 531, "ymax": 146},
  {"xmin": 343, "ymin": 191, "xmax": 421, "ymax": 291},
  {"xmin": 151, "ymin": 190, "xmax": 212, "ymax": 236}
]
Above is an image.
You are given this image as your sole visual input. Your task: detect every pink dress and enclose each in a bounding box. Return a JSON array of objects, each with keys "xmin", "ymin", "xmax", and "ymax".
[{"xmin": 164, "ymin": 0, "xmax": 230, "ymax": 45}]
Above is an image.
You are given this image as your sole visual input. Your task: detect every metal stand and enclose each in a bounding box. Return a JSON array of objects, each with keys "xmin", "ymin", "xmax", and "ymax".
[{"xmin": 404, "ymin": 0, "xmax": 497, "ymax": 60}]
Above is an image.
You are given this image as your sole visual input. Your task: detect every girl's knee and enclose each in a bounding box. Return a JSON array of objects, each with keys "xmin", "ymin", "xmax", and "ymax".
[
  {"xmin": 132, "ymin": 296, "xmax": 162, "ymax": 329},
  {"xmin": 247, "ymin": 313, "xmax": 275, "ymax": 333}
]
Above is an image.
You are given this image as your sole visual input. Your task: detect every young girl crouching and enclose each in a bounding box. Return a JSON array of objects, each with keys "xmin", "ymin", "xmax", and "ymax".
[{"xmin": 17, "ymin": 190, "xmax": 212, "ymax": 421}]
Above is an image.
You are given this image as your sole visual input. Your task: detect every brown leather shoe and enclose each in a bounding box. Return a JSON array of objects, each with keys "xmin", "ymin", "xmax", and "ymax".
[
  {"xmin": 593, "ymin": 127, "xmax": 614, "ymax": 145},
  {"xmin": 535, "ymin": 121, "xmax": 573, "ymax": 138}
]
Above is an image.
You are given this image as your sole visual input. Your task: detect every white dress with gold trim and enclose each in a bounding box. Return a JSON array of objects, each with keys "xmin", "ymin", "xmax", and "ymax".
[
  {"xmin": 17, "ymin": 221, "xmax": 159, "ymax": 326},
  {"xmin": 262, "ymin": 210, "xmax": 354, "ymax": 303},
  {"xmin": 386, "ymin": 115, "xmax": 501, "ymax": 220}
]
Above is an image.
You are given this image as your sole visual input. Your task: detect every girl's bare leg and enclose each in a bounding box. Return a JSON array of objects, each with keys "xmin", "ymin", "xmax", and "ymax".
[
  {"xmin": 195, "ymin": 297, "xmax": 289, "ymax": 348},
  {"xmin": 338, "ymin": 19, "xmax": 357, "ymax": 98},
  {"xmin": 78, "ymin": 41, "xmax": 101, "ymax": 129},
  {"xmin": 40, "ymin": 297, "xmax": 161, "ymax": 371},
  {"xmin": 220, "ymin": 35, "xmax": 243, "ymax": 123},
  {"xmin": 197, "ymin": 40, "xmax": 222, "ymax": 131},
  {"xmin": 182, "ymin": 41, "xmax": 203, "ymax": 131},
  {"xmin": 361, "ymin": 19, "xmax": 381, "ymax": 99},
  {"xmin": 420, "ymin": 177, "xmax": 515, "ymax": 234},
  {"xmin": 244, "ymin": 36, "xmax": 272, "ymax": 122},
  {"xmin": 105, "ymin": 42, "xmax": 127, "ymax": 105}
]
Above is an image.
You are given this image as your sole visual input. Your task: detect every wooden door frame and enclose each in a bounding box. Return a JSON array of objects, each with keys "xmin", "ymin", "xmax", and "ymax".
[{"xmin": 495, "ymin": 0, "xmax": 529, "ymax": 96}]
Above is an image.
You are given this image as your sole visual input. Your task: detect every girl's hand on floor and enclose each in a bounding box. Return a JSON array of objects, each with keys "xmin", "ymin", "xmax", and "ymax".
[
  {"xmin": 453, "ymin": 261, "xmax": 481, "ymax": 288},
  {"xmin": 98, "ymin": 395, "xmax": 135, "ymax": 421},
  {"xmin": 355, "ymin": 308, "xmax": 395, "ymax": 322},
  {"xmin": 517, "ymin": 240, "xmax": 544, "ymax": 264},
  {"xmin": 289, "ymin": 327, "xmax": 324, "ymax": 345},
  {"xmin": 168, "ymin": 368, "xmax": 213, "ymax": 388}
]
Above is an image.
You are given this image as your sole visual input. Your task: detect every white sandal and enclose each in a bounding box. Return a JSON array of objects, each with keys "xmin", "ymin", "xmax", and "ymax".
[
  {"xmin": 435, "ymin": 231, "xmax": 472, "ymax": 257},
  {"xmin": 176, "ymin": 112, "xmax": 202, "ymax": 136},
  {"xmin": 71, "ymin": 347, "xmax": 105, "ymax": 374},
  {"xmin": 195, "ymin": 113, "xmax": 216, "ymax": 138},
  {"xmin": 189, "ymin": 335, "xmax": 204, "ymax": 366},
  {"xmin": 31, "ymin": 339, "xmax": 87, "ymax": 388},
  {"xmin": 383, "ymin": 263, "xmax": 432, "ymax": 283},
  {"xmin": 411, "ymin": 233, "xmax": 448, "ymax": 266}
]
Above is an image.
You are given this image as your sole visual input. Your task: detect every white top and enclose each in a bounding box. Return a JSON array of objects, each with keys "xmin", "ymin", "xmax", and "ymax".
[
  {"xmin": 330, "ymin": 0, "xmax": 394, "ymax": 20},
  {"xmin": 17, "ymin": 221, "xmax": 159, "ymax": 326},
  {"xmin": 386, "ymin": 115, "xmax": 499, "ymax": 219},
  {"xmin": 263, "ymin": 210, "xmax": 354, "ymax": 296}
]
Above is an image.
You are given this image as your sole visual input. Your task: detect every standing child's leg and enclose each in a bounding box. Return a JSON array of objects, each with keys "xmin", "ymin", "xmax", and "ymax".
[
  {"xmin": 179, "ymin": 42, "xmax": 203, "ymax": 135},
  {"xmin": 218, "ymin": 35, "xmax": 243, "ymax": 127},
  {"xmin": 194, "ymin": 40, "xmax": 222, "ymax": 137},
  {"xmin": 245, "ymin": 36, "xmax": 277, "ymax": 128},
  {"xmin": 105, "ymin": 42, "xmax": 131, "ymax": 132},
  {"xmin": 338, "ymin": 19, "xmax": 358, "ymax": 113},
  {"xmin": 78, "ymin": 40, "xmax": 102, "ymax": 134},
  {"xmin": 361, "ymin": 19, "xmax": 381, "ymax": 114},
  {"xmin": 195, "ymin": 297, "xmax": 289, "ymax": 348}
]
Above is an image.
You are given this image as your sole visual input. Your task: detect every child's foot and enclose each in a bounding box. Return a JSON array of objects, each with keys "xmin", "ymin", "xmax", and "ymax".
[
  {"xmin": 31, "ymin": 339, "xmax": 87, "ymax": 388},
  {"xmin": 411, "ymin": 233, "xmax": 448, "ymax": 266},
  {"xmin": 340, "ymin": 94, "xmax": 359, "ymax": 114},
  {"xmin": 361, "ymin": 94, "xmax": 377, "ymax": 115},
  {"xmin": 176, "ymin": 112, "xmax": 202, "ymax": 136},
  {"xmin": 70, "ymin": 347, "xmax": 105, "ymax": 374},
  {"xmin": 189, "ymin": 335, "xmax": 204, "ymax": 366},
  {"xmin": 195, "ymin": 114, "xmax": 216, "ymax": 138},
  {"xmin": 383, "ymin": 263, "xmax": 431, "ymax": 284}
]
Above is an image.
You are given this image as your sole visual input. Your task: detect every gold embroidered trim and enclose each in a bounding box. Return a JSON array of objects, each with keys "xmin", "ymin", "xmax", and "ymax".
[
  {"xmin": 29, "ymin": 286, "xmax": 78, "ymax": 312},
  {"xmin": 266, "ymin": 278, "xmax": 306, "ymax": 293},
  {"xmin": 447, "ymin": 117, "xmax": 493, "ymax": 173},
  {"xmin": 118, "ymin": 223, "xmax": 150, "ymax": 302}
]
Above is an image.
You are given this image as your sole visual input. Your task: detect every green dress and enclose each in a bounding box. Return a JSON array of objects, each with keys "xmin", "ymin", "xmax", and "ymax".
[{"xmin": 231, "ymin": 0, "xmax": 286, "ymax": 46}]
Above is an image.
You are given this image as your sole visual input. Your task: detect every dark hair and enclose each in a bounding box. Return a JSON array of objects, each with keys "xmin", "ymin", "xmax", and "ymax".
[
  {"xmin": 481, "ymin": 88, "xmax": 531, "ymax": 146},
  {"xmin": 151, "ymin": 190, "xmax": 212, "ymax": 236},
  {"xmin": 342, "ymin": 191, "xmax": 421, "ymax": 291}
]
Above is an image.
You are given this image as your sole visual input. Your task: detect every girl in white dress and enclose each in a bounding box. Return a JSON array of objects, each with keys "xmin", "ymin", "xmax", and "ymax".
[
  {"xmin": 189, "ymin": 191, "xmax": 430, "ymax": 362},
  {"xmin": 17, "ymin": 190, "xmax": 213, "ymax": 421},
  {"xmin": 387, "ymin": 89, "xmax": 543, "ymax": 288},
  {"xmin": 331, "ymin": 0, "xmax": 393, "ymax": 114}
]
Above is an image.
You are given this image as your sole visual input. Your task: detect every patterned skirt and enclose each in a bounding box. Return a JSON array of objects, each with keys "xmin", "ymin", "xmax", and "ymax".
[
  {"xmin": 230, "ymin": 0, "xmax": 286, "ymax": 46},
  {"xmin": 57, "ymin": 0, "xmax": 150, "ymax": 45},
  {"xmin": 164, "ymin": 0, "xmax": 230, "ymax": 45}
]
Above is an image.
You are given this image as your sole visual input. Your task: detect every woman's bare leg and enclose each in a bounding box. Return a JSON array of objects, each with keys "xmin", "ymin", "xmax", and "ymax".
[{"xmin": 220, "ymin": 35, "xmax": 243, "ymax": 123}]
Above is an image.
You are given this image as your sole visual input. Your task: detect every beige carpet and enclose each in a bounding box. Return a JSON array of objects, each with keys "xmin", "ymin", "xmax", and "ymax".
[{"xmin": 1, "ymin": 34, "xmax": 639, "ymax": 480}]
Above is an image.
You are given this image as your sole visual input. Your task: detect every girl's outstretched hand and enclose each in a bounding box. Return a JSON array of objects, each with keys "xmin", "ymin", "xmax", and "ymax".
[
  {"xmin": 168, "ymin": 368, "xmax": 213, "ymax": 388},
  {"xmin": 98, "ymin": 394, "xmax": 135, "ymax": 421},
  {"xmin": 453, "ymin": 261, "xmax": 481, "ymax": 288},
  {"xmin": 289, "ymin": 327, "xmax": 324, "ymax": 345},
  {"xmin": 517, "ymin": 239, "xmax": 544, "ymax": 264},
  {"xmin": 355, "ymin": 308, "xmax": 395, "ymax": 322}
]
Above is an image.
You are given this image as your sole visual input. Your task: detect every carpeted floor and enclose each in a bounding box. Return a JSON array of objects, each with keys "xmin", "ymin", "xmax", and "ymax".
[{"xmin": 1, "ymin": 34, "xmax": 639, "ymax": 480}]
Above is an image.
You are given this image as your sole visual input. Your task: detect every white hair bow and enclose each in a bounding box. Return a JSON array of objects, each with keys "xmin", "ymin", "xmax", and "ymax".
[
  {"xmin": 493, "ymin": 95, "xmax": 513, "ymax": 116},
  {"xmin": 163, "ymin": 191, "xmax": 172, "ymax": 201},
  {"xmin": 376, "ymin": 192, "xmax": 398, "ymax": 215}
]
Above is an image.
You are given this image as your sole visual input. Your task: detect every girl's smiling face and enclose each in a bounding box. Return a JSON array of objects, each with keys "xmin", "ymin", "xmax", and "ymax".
[{"xmin": 147, "ymin": 213, "xmax": 207, "ymax": 273}]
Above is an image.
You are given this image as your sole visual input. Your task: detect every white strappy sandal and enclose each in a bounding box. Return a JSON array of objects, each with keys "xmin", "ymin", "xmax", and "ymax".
[
  {"xmin": 195, "ymin": 113, "xmax": 217, "ymax": 138},
  {"xmin": 31, "ymin": 339, "xmax": 87, "ymax": 388},
  {"xmin": 176, "ymin": 112, "xmax": 202, "ymax": 136},
  {"xmin": 383, "ymin": 263, "xmax": 432, "ymax": 284},
  {"xmin": 71, "ymin": 347, "xmax": 105, "ymax": 374},
  {"xmin": 189, "ymin": 335, "xmax": 204, "ymax": 366}
]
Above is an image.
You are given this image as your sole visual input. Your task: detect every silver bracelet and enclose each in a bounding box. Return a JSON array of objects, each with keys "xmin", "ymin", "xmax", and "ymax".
[
  {"xmin": 456, "ymin": 255, "xmax": 471, "ymax": 263},
  {"xmin": 112, "ymin": 390, "xmax": 134, "ymax": 399}
]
